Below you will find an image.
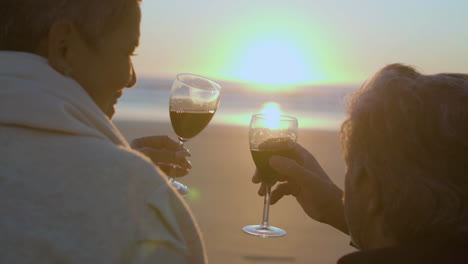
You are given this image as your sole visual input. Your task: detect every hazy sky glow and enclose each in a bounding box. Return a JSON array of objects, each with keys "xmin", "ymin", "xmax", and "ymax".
[{"xmin": 134, "ymin": 0, "xmax": 467, "ymax": 88}]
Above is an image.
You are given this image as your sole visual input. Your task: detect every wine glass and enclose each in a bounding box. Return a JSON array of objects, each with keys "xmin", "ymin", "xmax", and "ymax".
[
  {"xmin": 168, "ymin": 73, "xmax": 221, "ymax": 195},
  {"xmin": 243, "ymin": 114, "xmax": 298, "ymax": 238}
]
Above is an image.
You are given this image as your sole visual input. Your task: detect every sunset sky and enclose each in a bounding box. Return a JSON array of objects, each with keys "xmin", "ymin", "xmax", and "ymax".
[{"xmin": 133, "ymin": 0, "xmax": 467, "ymax": 87}]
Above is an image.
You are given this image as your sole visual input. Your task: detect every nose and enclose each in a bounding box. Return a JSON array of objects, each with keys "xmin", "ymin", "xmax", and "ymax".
[{"xmin": 126, "ymin": 65, "xmax": 137, "ymax": 88}]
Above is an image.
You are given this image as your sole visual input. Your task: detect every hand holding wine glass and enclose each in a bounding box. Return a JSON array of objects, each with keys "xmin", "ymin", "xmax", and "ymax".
[
  {"xmin": 243, "ymin": 114, "xmax": 298, "ymax": 238},
  {"xmin": 131, "ymin": 135, "xmax": 192, "ymax": 177},
  {"xmin": 168, "ymin": 73, "xmax": 221, "ymax": 195},
  {"xmin": 252, "ymin": 143, "xmax": 348, "ymax": 234}
]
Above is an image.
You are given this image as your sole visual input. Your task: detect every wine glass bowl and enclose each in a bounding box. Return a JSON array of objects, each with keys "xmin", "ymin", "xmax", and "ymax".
[
  {"xmin": 168, "ymin": 73, "xmax": 221, "ymax": 194},
  {"xmin": 243, "ymin": 114, "xmax": 298, "ymax": 238}
]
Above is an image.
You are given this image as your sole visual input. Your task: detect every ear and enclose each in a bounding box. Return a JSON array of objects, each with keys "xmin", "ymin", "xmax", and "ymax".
[{"xmin": 46, "ymin": 20, "xmax": 76, "ymax": 75}]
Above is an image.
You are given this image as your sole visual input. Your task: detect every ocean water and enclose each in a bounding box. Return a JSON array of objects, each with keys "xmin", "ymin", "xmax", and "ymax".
[{"xmin": 114, "ymin": 78, "xmax": 360, "ymax": 130}]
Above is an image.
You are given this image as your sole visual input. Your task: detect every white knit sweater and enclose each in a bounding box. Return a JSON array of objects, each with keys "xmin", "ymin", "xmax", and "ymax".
[{"xmin": 0, "ymin": 51, "xmax": 206, "ymax": 263}]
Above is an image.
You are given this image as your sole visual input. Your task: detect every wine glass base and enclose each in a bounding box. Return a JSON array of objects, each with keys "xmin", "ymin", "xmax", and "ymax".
[
  {"xmin": 170, "ymin": 179, "xmax": 190, "ymax": 196},
  {"xmin": 242, "ymin": 225, "xmax": 286, "ymax": 238}
]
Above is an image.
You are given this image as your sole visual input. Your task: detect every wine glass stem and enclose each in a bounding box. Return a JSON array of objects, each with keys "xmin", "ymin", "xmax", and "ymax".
[
  {"xmin": 261, "ymin": 184, "xmax": 272, "ymax": 228},
  {"xmin": 169, "ymin": 139, "xmax": 186, "ymax": 180}
]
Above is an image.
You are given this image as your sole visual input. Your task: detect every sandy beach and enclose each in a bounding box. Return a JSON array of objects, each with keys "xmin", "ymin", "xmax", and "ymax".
[{"xmin": 115, "ymin": 120, "xmax": 355, "ymax": 264}]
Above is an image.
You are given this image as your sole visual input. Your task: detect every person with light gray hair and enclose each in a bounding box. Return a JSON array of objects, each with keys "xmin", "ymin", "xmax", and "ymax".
[
  {"xmin": 253, "ymin": 63, "xmax": 468, "ymax": 263},
  {"xmin": 0, "ymin": 0, "xmax": 205, "ymax": 263}
]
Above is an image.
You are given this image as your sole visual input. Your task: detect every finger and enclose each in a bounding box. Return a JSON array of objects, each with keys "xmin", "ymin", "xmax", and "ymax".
[
  {"xmin": 132, "ymin": 136, "xmax": 187, "ymax": 151},
  {"xmin": 141, "ymin": 148, "xmax": 191, "ymax": 169},
  {"xmin": 270, "ymin": 183, "xmax": 293, "ymax": 205},
  {"xmin": 174, "ymin": 149, "xmax": 192, "ymax": 165},
  {"xmin": 172, "ymin": 167, "xmax": 190, "ymax": 178},
  {"xmin": 253, "ymin": 168, "xmax": 278, "ymax": 184},
  {"xmin": 158, "ymin": 164, "xmax": 173, "ymax": 176},
  {"xmin": 158, "ymin": 164, "xmax": 190, "ymax": 177},
  {"xmin": 276, "ymin": 173, "xmax": 288, "ymax": 182},
  {"xmin": 159, "ymin": 165, "xmax": 170, "ymax": 176},
  {"xmin": 252, "ymin": 169, "xmax": 262, "ymax": 184},
  {"xmin": 269, "ymin": 156, "xmax": 311, "ymax": 184},
  {"xmin": 258, "ymin": 182, "xmax": 267, "ymax": 196}
]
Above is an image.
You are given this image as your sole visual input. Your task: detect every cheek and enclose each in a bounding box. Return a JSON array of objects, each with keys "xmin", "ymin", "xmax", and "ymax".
[
  {"xmin": 344, "ymin": 200, "xmax": 361, "ymax": 248},
  {"xmin": 83, "ymin": 58, "xmax": 129, "ymax": 111},
  {"xmin": 96, "ymin": 58, "xmax": 133, "ymax": 99},
  {"xmin": 344, "ymin": 187, "xmax": 367, "ymax": 249}
]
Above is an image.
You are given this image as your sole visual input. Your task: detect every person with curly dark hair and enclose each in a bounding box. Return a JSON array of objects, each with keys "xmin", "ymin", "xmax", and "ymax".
[{"xmin": 253, "ymin": 63, "xmax": 468, "ymax": 263}]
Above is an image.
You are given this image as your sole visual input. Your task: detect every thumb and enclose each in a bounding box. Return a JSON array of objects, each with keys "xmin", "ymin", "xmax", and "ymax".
[{"xmin": 269, "ymin": 155, "xmax": 310, "ymax": 184}]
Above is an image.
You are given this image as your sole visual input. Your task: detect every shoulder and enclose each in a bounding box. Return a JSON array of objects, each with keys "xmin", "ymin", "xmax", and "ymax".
[
  {"xmin": 69, "ymin": 139, "xmax": 171, "ymax": 198},
  {"xmin": 64, "ymin": 138, "xmax": 166, "ymax": 183},
  {"xmin": 0, "ymin": 138, "xmax": 179, "ymax": 263}
]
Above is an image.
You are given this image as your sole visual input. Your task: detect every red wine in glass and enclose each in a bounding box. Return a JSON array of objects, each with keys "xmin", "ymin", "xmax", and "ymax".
[
  {"xmin": 250, "ymin": 147, "xmax": 294, "ymax": 183},
  {"xmin": 169, "ymin": 111, "xmax": 215, "ymax": 141},
  {"xmin": 168, "ymin": 74, "xmax": 221, "ymax": 195},
  {"xmin": 243, "ymin": 114, "xmax": 298, "ymax": 238}
]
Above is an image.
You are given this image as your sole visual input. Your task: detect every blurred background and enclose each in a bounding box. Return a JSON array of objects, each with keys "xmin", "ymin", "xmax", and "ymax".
[
  {"xmin": 116, "ymin": 0, "xmax": 467, "ymax": 129},
  {"xmin": 114, "ymin": 1, "xmax": 467, "ymax": 263}
]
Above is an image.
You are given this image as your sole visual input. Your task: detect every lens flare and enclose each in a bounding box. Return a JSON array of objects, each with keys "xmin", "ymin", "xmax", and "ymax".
[
  {"xmin": 260, "ymin": 102, "xmax": 282, "ymax": 129},
  {"xmin": 187, "ymin": 187, "xmax": 201, "ymax": 202}
]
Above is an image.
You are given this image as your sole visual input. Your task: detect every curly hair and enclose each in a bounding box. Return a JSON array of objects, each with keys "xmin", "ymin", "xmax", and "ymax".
[
  {"xmin": 0, "ymin": 0, "xmax": 141, "ymax": 52},
  {"xmin": 341, "ymin": 63, "xmax": 468, "ymax": 242}
]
